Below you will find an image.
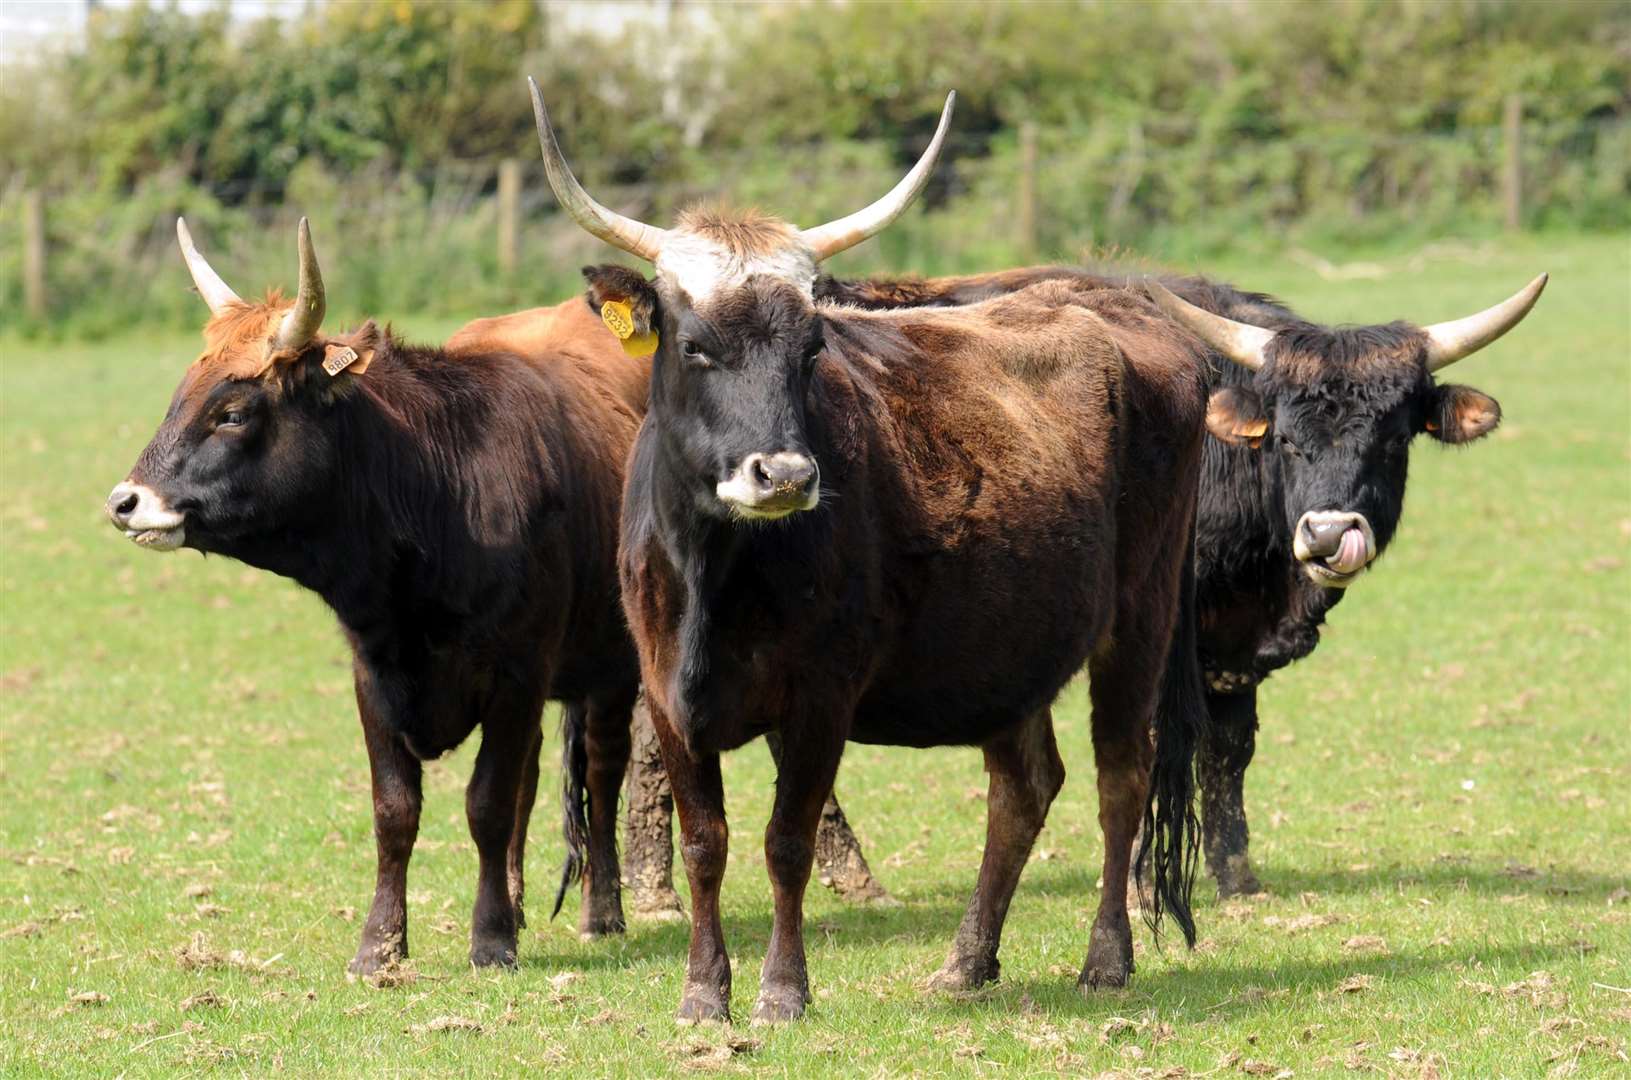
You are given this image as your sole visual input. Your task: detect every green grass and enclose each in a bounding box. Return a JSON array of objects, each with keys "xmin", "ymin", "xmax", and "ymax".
[{"xmin": 2, "ymin": 231, "xmax": 1627, "ymax": 1078}]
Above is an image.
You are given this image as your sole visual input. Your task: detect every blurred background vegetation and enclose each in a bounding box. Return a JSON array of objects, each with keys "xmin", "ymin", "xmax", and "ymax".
[{"xmin": 1, "ymin": 0, "xmax": 1626, "ymax": 339}]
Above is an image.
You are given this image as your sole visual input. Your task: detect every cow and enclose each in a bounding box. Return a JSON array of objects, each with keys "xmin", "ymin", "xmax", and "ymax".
[
  {"xmin": 103, "ymin": 218, "xmax": 646, "ymax": 974},
  {"xmin": 749, "ymin": 261, "xmax": 1542, "ymax": 899},
  {"xmin": 529, "ymin": 81, "xmax": 1212, "ymax": 1023}
]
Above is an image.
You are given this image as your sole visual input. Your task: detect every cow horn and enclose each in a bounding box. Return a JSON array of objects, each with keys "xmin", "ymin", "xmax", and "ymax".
[
  {"xmin": 1423, "ymin": 273, "xmax": 1547, "ymax": 371},
  {"xmin": 272, "ymin": 217, "xmax": 326, "ymax": 352},
  {"xmin": 528, "ymin": 77, "xmax": 669, "ymax": 262},
  {"xmin": 1145, "ymin": 280, "xmax": 1274, "ymax": 372},
  {"xmin": 798, "ymin": 92, "xmax": 956, "ymax": 263},
  {"xmin": 176, "ymin": 218, "xmax": 242, "ymax": 314}
]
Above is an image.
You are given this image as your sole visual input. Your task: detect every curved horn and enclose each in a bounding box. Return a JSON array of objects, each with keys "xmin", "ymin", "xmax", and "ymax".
[
  {"xmin": 528, "ymin": 76, "xmax": 668, "ymax": 262},
  {"xmin": 797, "ymin": 91, "xmax": 956, "ymax": 262},
  {"xmin": 176, "ymin": 218, "xmax": 241, "ymax": 314},
  {"xmin": 1424, "ymin": 273, "xmax": 1547, "ymax": 372},
  {"xmin": 272, "ymin": 217, "xmax": 326, "ymax": 352},
  {"xmin": 1145, "ymin": 279, "xmax": 1274, "ymax": 372}
]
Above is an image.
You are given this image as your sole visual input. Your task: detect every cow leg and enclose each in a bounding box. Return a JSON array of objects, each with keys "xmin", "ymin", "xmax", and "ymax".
[
  {"xmin": 1080, "ymin": 607, "xmax": 1168, "ymax": 992},
  {"xmin": 465, "ymin": 698, "xmax": 541, "ymax": 969},
  {"xmin": 927, "ymin": 709, "xmax": 1064, "ymax": 992},
  {"xmin": 507, "ymin": 724, "xmax": 543, "ymax": 930},
  {"xmin": 766, "ymin": 731, "xmax": 895, "ymax": 907},
  {"xmin": 1200, "ymin": 686, "xmax": 1263, "ymax": 898},
  {"xmin": 648, "ymin": 701, "xmax": 732, "ymax": 1024},
  {"xmin": 350, "ymin": 668, "xmax": 423, "ymax": 976},
  {"xmin": 623, "ymin": 695, "xmax": 685, "ymax": 921},
  {"xmin": 579, "ymin": 686, "xmax": 635, "ymax": 937},
  {"xmin": 753, "ymin": 721, "xmax": 846, "ymax": 1024}
]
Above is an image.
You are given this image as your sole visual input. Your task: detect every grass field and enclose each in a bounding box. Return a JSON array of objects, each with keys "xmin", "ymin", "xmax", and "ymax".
[{"xmin": 2, "ymin": 231, "xmax": 1627, "ymax": 1078}]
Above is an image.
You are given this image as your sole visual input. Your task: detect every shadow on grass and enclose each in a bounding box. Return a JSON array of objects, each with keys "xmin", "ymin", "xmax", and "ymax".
[{"xmin": 891, "ymin": 938, "xmax": 1588, "ymax": 1026}]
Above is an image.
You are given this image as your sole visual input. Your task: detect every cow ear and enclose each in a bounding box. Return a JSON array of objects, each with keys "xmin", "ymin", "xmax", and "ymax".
[
  {"xmin": 314, "ymin": 321, "xmax": 380, "ymax": 379},
  {"xmin": 1425, "ymin": 383, "xmax": 1501, "ymax": 444},
  {"xmin": 582, "ymin": 264, "xmax": 659, "ymax": 339},
  {"xmin": 1205, "ymin": 386, "xmax": 1270, "ymax": 448}
]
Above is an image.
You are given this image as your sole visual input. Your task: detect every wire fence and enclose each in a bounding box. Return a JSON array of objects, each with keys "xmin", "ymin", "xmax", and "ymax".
[{"xmin": 4, "ymin": 106, "xmax": 1625, "ymax": 337}]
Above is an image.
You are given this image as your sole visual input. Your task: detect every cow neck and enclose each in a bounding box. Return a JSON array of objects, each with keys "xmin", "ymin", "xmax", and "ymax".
[{"xmin": 301, "ymin": 341, "xmax": 497, "ymax": 636}]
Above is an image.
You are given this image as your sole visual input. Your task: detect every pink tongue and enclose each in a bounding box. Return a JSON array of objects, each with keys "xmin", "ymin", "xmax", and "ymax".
[{"xmin": 1328, "ymin": 528, "xmax": 1367, "ymax": 574}]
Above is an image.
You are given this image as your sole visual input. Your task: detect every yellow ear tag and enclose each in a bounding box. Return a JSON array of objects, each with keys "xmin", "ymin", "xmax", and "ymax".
[{"xmin": 601, "ymin": 299, "xmax": 658, "ymax": 358}]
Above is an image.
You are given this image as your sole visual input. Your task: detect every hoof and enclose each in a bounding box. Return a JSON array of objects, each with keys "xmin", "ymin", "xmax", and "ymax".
[
  {"xmin": 1210, "ymin": 853, "xmax": 1264, "ymax": 899},
  {"xmin": 347, "ymin": 933, "xmax": 405, "ymax": 978},
  {"xmin": 750, "ymin": 984, "xmax": 810, "ymax": 1025},
  {"xmin": 676, "ymin": 984, "xmax": 730, "ymax": 1026},
  {"xmin": 925, "ymin": 953, "xmax": 1000, "ymax": 992},
  {"xmin": 1079, "ymin": 919, "xmax": 1133, "ymax": 991},
  {"xmin": 632, "ymin": 888, "xmax": 686, "ymax": 923},
  {"xmin": 468, "ymin": 936, "xmax": 518, "ymax": 969},
  {"xmin": 579, "ymin": 909, "xmax": 627, "ymax": 940},
  {"xmin": 1077, "ymin": 960, "xmax": 1130, "ymax": 992}
]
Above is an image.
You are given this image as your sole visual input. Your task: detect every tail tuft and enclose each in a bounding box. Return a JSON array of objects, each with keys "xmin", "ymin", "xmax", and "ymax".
[
  {"xmin": 1136, "ymin": 534, "xmax": 1207, "ymax": 947},
  {"xmin": 553, "ymin": 703, "xmax": 590, "ymax": 920}
]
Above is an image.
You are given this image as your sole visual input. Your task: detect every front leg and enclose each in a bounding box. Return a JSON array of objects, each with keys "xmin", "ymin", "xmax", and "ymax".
[
  {"xmin": 754, "ymin": 721, "xmax": 846, "ymax": 1024},
  {"xmin": 1199, "ymin": 687, "xmax": 1264, "ymax": 897},
  {"xmin": 465, "ymin": 699, "xmax": 542, "ymax": 969},
  {"xmin": 507, "ymin": 725, "xmax": 543, "ymax": 930},
  {"xmin": 648, "ymin": 701, "xmax": 732, "ymax": 1024},
  {"xmin": 350, "ymin": 666, "xmax": 423, "ymax": 977}
]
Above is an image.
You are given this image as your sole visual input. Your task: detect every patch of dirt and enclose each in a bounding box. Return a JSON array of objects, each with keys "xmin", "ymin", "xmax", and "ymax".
[
  {"xmin": 405, "ymin": 1015, "xmax": 482, "ymax": 1036},
  {"xmin": 180, "ymin": 989, "xmax": 225, "ymax": 1011},
  {"xmin": 1343, "ymin": 935, "xmax": 1389, "ymax": 953},
  {"xmin": 674, "ymin": 1035, "xmax": 760, "ymax": 1072},
  {"xmin": 1336, "ymin": 974, "xmax": 1376, "ymax": 994}
]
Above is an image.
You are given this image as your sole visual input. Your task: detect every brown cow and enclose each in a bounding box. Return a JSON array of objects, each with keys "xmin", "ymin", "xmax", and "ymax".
[
  {"xmin": 531, "ymin": 82, "xmax": 1211, "ymax": 1023},
  {"xmin": 105, "ymin": 219, "xmax": 642, "ymax": 973}
]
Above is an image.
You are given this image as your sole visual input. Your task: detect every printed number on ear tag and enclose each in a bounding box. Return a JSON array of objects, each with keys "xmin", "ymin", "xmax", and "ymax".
[
  {"xmin": 322, "ymin": 345, "xmax": 359, "ymax": 377},
  {"xmin": 601, "ymin": 300, "xmax": 636, "ymax": 340},
  {"xmin": 602, "ymin": 300, "xmax": 658, "ymax": 358}
]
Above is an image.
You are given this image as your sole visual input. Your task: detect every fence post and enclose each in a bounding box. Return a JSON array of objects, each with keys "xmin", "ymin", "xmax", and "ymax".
[
  {"xmin": 22, "ymin": 189, "xmax": 47, "ymax": 319},
  {"xmin": 497, "ymin": 159, "xmax": 521, "ymax": 276},
  {"xmin": 1017, "ymin": 122, "xmax": 1038, "ymax": 261},
  {"xmin": 1502, "ymin": 93, "xmax": 1523, "ymax": 232}
]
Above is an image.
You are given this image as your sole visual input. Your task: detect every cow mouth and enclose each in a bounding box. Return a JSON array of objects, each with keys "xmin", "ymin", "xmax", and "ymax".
[
  {"xmin": 1298, "ymin": 515, "xmax": 1376, "ymax": 593},
  {"xmin": 125, "ymin": 525, "xmax": 187, "ymax": 552}
]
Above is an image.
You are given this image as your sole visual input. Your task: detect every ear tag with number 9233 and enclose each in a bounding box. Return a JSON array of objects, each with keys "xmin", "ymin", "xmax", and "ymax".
[{"xmin": 601, "ymin": 300, "xmax": 658, "ymax": 358}]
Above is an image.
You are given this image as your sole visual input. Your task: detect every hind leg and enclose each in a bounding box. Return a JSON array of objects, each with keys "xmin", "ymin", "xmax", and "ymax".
[
  {"xmin": 507, "ymin": 725, "xmax": 542, "ymax": 930},
  {"xmin": 1200, "ymin": 686, "xmax": 1263, "ymax": 897},
  {"xmin": 1081, "ymin": 608, "xmax": 1170, "ymax": 991},
  {"xmin": 580, "ymin": 687, "xmax": 635, "ymax": 937},
  {"xmin": 928, "ymin": 709, "xmax": 1064, "ymax": 992},
  {"xmin": 624, "ymin": 695, "xmax": 686, "ymax": 921},
  {"xmin": 466, "ymin": 696, "xmax": 543, "ymax": 968},
  {"xmin": 766, "ymin": 731, "xmax": 895, "ymax": 907}
]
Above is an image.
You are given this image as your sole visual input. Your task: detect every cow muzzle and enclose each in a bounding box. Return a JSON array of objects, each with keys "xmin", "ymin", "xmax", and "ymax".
[
  {"xmin": 105, "ymin": 481, "xmax": 187, "ymax": 552},
  {"xmin": 1292, "ymin": 510, "xmax": 1375, "ymax": 588},
  {"xmin": 715, "ymin": 452, "xmax": 820, "ymax": 521}
]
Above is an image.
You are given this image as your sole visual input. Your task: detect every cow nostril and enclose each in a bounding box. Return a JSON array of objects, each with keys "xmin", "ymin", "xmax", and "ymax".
[
  {"xmin": 750, "ymin": 457, "xmax": 773, "ymax": 488},
  {"xmin": 114, "ymin": 493, "xmax": 139, "ymax": 517}
]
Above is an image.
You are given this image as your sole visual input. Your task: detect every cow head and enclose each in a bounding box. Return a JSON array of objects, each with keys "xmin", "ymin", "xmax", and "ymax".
[
  {"xmin": 531, "ymin": 78, "xmax": 953, "ymax": 522},
  {"xmin": 105, "ymin": 218, "xmax": 375, "ymax": 558},
  {"xmin": 1148, "ymin": 275, "xmax": 1545, "ymax": 588}
]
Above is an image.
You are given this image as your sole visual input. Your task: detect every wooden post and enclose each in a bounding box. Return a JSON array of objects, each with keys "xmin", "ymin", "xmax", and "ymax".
[
  {"xmin": 1016, "ymin": 123, "xmax": 1039, "ymax": 260},
  {"xmin": 22, "ymin": 189, "xmax": 46, "ymax": 319},
  {"xmin": 497, "ymin": 159, "xmax": 521, "ymax": 276},
  {"xmin": 1502, "ymin": 93, "xmax": 1523, "ymax": 232}
]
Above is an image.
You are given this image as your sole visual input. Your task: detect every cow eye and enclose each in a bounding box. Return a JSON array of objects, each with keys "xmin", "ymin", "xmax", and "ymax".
[
  {"xmin": 1278, "ymin": 434, "xmax": 1302, "ymax": 457},
  {"xmin": 218, "ymin": 409, "xmax": 247, "ymax": 429},
  {"xmin": 680, "ymin": 341, "xmax": 711, "ymax": 368}
]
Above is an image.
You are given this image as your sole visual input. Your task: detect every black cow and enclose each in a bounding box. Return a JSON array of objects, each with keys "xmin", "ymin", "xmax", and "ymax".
[
  {"xmin": 793, "ymin": 262, "xmax": 1545, "ymax": 897},
  {"xmin": 105, "ymin": 219, "xmax": 645, "ymax": 973},
  {"xmin": 530, "ymin": 81, "xmax": 1212, "ymax": 1023}
]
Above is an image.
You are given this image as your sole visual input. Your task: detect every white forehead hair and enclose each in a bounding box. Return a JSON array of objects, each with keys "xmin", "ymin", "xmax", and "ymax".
[{"xmin": 653, "ymin": 231, "xmax": 819, "ymax": 307}]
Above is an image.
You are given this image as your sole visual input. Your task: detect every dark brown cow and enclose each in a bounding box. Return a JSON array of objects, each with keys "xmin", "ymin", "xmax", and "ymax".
[
  {"xmin": 531, "ymin": 82, "xmax": 1211, "ymax": 1023},
  {"xmin": 105, "ymin": 219, "xmax": 643, "ymax": 973}
]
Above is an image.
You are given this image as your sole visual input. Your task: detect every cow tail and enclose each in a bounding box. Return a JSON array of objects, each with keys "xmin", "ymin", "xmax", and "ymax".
[
  {"xmin": 1137, "ymin": 529, "xmax": 1207, "ymax": 948},
  {"xmin": 553, "ymin": 701, "xmax": 590, "ymax": 920}
]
